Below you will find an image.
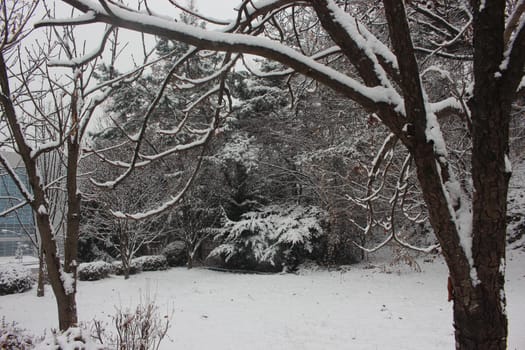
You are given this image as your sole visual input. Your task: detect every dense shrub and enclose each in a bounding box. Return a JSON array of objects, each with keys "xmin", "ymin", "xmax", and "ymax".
[
  {"xmin": 0, "ymin": 264, "xmax": 34, "ymax": 295},
  {"xmin": 0, "ymin": 319, "xmax": 34, "ymax": 349},
  {"xmin": 91, "ymin": 298, "xmax": 171, "ymax": 350},
  {"xmin": 77, "ymin": 261, "xmax": 114, "ymax": 281},
  {"xmin": 132, "ymin": 255, "xmax": 168, "ymax": 271},
  {"xmin": 35, "ymin": 327, "xmax": 106, "ymax": 350},
  {"xmin": 112, "ymin": 261, "xmax": 142, "ymax": 276},
  {"xmin": 161, "ymin": 241, "xmax": 187, "ymax": 267},
  {"xmin": 210, "ymin": 204, "xmax": 327, "ymax": 272}
]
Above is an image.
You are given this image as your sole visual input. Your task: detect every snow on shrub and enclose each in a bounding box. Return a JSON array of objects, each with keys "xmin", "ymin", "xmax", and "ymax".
[
  {"xmin": 0, "ymin": 264, "xmax": 34, "ymax": 295},
  {"xmin": 132, "ymin": 255, "xmax": 168, "ymax": 271},
  {"xmin": 77, "ymin": 261, "xmax": 114, "ymax": 281},
  {"xmin": 35, "ymin": 327, "xmax": 106, "ymax": 350},
  {"xmin": 162, "ymin": 241, "xmax": 187, "ymax": 267},
  {"xmin": 0, "ymin": 318, "xmax": 34, "ymax": 349},
  {"xmin": 90, "ymin": 298, "xmax": 172, "ymax": 350},
  {"xmin": 210, "ymin": 132, "xmax": 260, "ymax": 172},
  {"xmin": 210, "ymin": 204, "xmax": 327, "ymax": 271},
  {"xmin": 112, "ymin": 260, "xmax": 142, "ymax": 276}
]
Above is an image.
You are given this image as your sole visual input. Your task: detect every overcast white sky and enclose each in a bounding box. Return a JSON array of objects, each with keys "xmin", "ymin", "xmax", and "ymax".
[
  {"xmin": 193, "ymin": 0, "xmax": 240, "ymax": 19},
  {"xmin": 36, "ymin": 0, "xmax": 242, "ymax": 71},
  {"xmin": 111, "ymin": 0, "xmax": 241, "ymax": 69}
]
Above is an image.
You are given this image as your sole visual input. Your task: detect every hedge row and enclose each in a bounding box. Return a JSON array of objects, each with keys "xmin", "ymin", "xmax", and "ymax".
[
  {"xmin": 0, "ymin": 264, "xmax": 34, "ymax": 296},
  {"xmin": 77, "ymin": 255, "xmax": 169, "ymax": 281},
  {"xmin": 0, "ymin": 255, "xmax": 171, "ymax": 294}
]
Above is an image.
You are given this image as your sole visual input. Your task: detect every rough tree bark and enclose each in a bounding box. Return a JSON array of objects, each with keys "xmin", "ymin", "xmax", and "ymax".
[
  {"xmin": 385, "ymin": 0, "xmax": 513, "ymax": 347},
  {"xmin": 37, "ymin": 248, "xmax": 45, "ymax": 297}
]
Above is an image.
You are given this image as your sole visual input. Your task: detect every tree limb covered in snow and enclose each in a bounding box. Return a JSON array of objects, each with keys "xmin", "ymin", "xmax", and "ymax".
[{"xmin": 44, "ymin": 0, "xmax": 525, "ymax": 344}]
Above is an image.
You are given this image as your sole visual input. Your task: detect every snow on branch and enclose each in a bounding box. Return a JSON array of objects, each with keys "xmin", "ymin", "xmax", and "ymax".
[
  {"xmin": 172, "ymin": 55, "xmax": 239, "ymax": 86},
  {"xmin": 90, "ymin": 47, "xmax": 203, "ymax": 188},
  {"xmin": 78, "ymin": 87, "xmax": 114, "ymax": 139},
  {"xmin": 518, "ymin": 76, "xmax": 525, "ymax": 92},
  {"xmin": 110, "ymin": 145, "xmax": 205, "ymax": 221},
  {"xmin": 35, "ymin": 11, "xmax": 98, "ymax": 27},
  {"xmin": 0, "ymin": 199, "xmax": 29, "ymax": 217},
  {"xmin": 424, "ymin": 103, "xmax": 476, "ymax": 282},
  {"xmin": 419, "ymin": 4, "xmax": 473, "ymax": 66},
  {"xmin": 499, "ymin": 9, "xmax": 525, "ymax": 97},
  {"xmin": 48, "ymin": 25, "xmax": 115, "ymax": 68},
  {"xmin": 109, "ymin": 72, "xmax": 228, "ymax": 218},
  {"xmin": 90, "ymin": 62, "xmax": 230, "ymax": 188},
  {"xmin": 30, "ymin": 139, "xmax": 64, "ymax": 160},
  {"xmin": 414, "ymin": 46, "xmax": 472, "ymax": 61},
  {"xmin": 504, "ymin": 0, "xmax": 525, "ymax": 46},
  {"xmin": 0, "ymin": 153, "xmax": 33, "ymax": 203},
  {"xmin": 228, "ymin": 0, "xmax": 301, "ymax": 32},
  {"xmin": 429, "ymin": 97, "xmax": 464, "ymax": 117},
  {"xmin": 351, "ymin": 146, "xmax": 437, "ymax": 254},
  {"xmin": 167, "ymin": 0, "xmax": 231, "ymax": 26},
  {"xmin": 410, "ymin": 3, "xmax": 461, "ymax": 36},
  {"xmin": 352, "ymin": 232, "xmax": 394, "ymax": 253},
  {"xmin": 51, "ymin": 0, "xmax": 404, "ymax": 114},
  {"xmin": 157, "ymin": 113, "xmax": 191, "ymax": 136},
  {"xmin": 317, "ymin": 0, "xmax": 399, "ymax": 89},
  {"xmin": 139, "ymin": 114, "xmax": 217, "ymax": 162},
  {"xmin": 182, "ymin": 85, "xmax": 222, "ymax": 113},
  {"xmin": 84, "ymin": 47, "xmax": 185, "ymax": 96},
  {"xmin": 241, "ymin": 46, "xmax": 342, "ymax": 78}
]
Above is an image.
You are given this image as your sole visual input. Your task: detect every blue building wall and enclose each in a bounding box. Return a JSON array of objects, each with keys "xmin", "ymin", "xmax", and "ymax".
[{"xmin": 0, "ymin": 166, "xmax": 36, "ymax": 256}]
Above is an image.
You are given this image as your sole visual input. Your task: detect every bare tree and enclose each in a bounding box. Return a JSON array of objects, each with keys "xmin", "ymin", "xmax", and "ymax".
[
  {"xmin": 81, "ymin": 156, "xmax": 174, "ymax": 278},
  {"xmin": 168, "ymin": 197, "xmax": 218, "ymax": 269},
  {"xmin": 44, "ymin": 0, "xmax": 525, "ymax": 347},
  {"xmin": 0, "ymin": 1, "xmax": 80, "ymax": 329},
  {"xmin": 0, "ymin": 1, "xmax": 137, "ymax": 330},
  {"xmin": 1, "ymin": 0, "xmax": 230, "ymax": 331}
]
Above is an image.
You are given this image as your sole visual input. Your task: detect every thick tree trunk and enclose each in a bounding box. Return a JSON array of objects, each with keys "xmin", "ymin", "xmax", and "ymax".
[
  {"xmin": 0, "ymin": 52, "xmax": 78, "ymax": 332},
  {"xmin": 459, "ymin": 1, "xmax": 509, "ymax": 348},
  {"xmin": 37, "ymin": 248, "xmax": 45, "ymax": 297},
  {"xmin": 453, "ymin": 291, "xmax": 507, "ymax": 349},
  {"xmin": 63, "ymin": 94, "xmax": 81, "ymax": 298},
  {"xmin": 411, "ymin": 121, "xmax": 508, "ymax": 350},
  {"xmin": 410, "ymin": 143, "xmax": 506, "ymax": 350},
  {"xmin": 381, "ymin": 0, "xmax": 511, "ymax": 348},
  {"xmin": 187, "ymin": 253, "xmax": 194, "ymax": 269},
  {"xmin": 123, "ymin": 259, "xmax": 130, "ymax": 280},
  {"xmin": 119, "ymin": 229, "xmax": 131, "ymax": 279},
  {"xmin": 35, "ymin": 214, "xmax": 78, "ymax": 331},
  {"xmin": 56, "ymin": 291, "xmax": 79, "ymax": 331}
]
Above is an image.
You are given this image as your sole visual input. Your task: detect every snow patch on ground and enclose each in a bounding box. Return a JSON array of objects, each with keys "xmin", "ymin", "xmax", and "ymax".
[{"xmin": 1, "ymin": 251, "xmax": 524, "ymax": 350}]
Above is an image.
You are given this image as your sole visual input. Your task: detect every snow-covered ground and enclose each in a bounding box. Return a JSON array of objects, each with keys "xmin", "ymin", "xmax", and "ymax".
[
  {"xmin": 2, "ymin": 157, "xmax": 525, "ymax": 349},
  {"xmin": 1, "ymin": 250, "xmax": 524, "ymax": 350}
]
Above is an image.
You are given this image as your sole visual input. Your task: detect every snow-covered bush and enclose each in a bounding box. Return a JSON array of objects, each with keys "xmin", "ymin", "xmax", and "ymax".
[
  {"xmin": 210, "ymin": 204, "xmax": 327, "ymax": 272},
  {"xmin": 0, "ymin": 264, "xmax": 34, "ymax": 295},
  {"xmin": 0, "ymin": 318, "xmax": 34, "ymax": 349},
  {"xmin": 35, "ymin": 327, "xmax": 106, "ymax": 350},
  {"xmin": 90, "ymin": 298, "xmax": 171, "ymax": 350},
  {"xmin": 210, "ymin": 132, "xmax": 260, "ymax": 172},
  {"xmin": 132, "ymin": 255, "xmax": 168, "ymax": 271},
  {"xmin": 112, "ymin": 260, "xmax": 142, "ymax": 276},
  {"xmin": 77, "ymin": 261, "xmax": 114, "ymax": 281},
  {"xmin": 112, "ymin": 299, "xmax": 170, "ymax": 350},
  {"xmin": 162, "ymin": 241, "xmax": 186, "ymax": 267}
]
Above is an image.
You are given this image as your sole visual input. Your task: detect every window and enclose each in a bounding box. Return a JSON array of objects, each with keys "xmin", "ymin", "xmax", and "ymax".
[{"xmin": 0, "ymin": 163, "xmax": 36, "ymax": 256}]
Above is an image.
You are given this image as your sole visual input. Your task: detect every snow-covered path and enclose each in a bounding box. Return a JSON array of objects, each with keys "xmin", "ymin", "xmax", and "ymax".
[{"xmin": 1, "ymin": 251, "xmax": 524, "ymax": 350}]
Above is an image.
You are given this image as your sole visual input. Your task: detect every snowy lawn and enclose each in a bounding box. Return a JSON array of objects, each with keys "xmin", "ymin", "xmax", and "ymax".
[{"xmin": 1, "ymin": 251, "xmax": 524, "ymax": 350}]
